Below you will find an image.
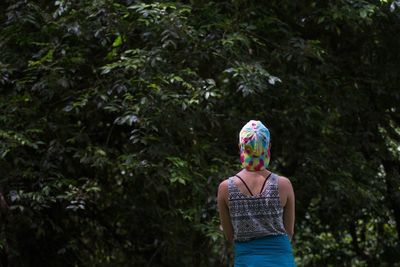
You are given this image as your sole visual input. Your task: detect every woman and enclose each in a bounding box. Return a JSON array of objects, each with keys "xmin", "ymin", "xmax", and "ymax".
[{"xmin": 217, "ymin": 120, "xmax": 296, "ymax": 267}]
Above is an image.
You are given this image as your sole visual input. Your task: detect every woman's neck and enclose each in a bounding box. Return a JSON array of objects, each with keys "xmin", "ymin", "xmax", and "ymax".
[{"xmin": 240, "ymin": 168, "xmax": 270, "ymax": 177}]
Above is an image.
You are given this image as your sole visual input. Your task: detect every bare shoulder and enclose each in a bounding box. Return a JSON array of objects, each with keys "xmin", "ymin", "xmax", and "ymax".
[
  {"xmin": 277, "ymin": 175, "xmax": 294, "ymax": 190},
  {"xmin": 217, "ymin": 179, "xmax": 230, "ymax": 203},
  {"xmin": 218, "ymin": 179, "xmax": 230, "ymax": 195}
]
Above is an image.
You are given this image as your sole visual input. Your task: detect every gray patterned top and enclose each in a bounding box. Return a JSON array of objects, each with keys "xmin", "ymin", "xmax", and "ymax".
[{"xmin": 228, "ymin": 173, "xmax": 286, "ymax": 242}]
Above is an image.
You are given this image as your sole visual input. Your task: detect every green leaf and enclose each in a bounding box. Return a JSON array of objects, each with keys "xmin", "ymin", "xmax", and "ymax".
[{"xmin": 112, "ymin": 35, "xmax": 123, "ymax": 47}]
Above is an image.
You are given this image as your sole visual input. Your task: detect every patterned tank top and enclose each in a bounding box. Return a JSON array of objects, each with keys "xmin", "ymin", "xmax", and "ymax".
[{"xmin": 228, "ymin": 172, "xmax": 286, "ymax": 242}]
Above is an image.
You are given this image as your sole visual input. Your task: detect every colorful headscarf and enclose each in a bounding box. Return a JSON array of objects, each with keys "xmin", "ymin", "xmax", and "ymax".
[{"xmin": 239, "ymin": 120, "xmax": 271, "ymax": 171}]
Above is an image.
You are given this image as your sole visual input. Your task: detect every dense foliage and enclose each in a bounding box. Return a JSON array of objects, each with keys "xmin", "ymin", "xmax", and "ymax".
[{"xmin": 1, "ymin": 0, "xmax": 400, "ymax": 266}]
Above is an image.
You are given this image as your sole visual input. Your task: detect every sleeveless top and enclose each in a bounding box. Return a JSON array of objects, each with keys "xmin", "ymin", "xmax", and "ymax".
[{"xmin": 228, "ymin": 172, "xmax": 286, "ymax": 242}]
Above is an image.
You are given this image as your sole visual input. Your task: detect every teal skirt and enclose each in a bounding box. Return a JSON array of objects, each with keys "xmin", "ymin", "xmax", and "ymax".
[{"xmin": 234, "ymin": 234, "xmax": 296, "ymax": 267}]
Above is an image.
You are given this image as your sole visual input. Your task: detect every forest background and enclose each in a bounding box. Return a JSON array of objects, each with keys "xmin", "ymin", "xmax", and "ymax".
[{"xmin": 1, "ymin": 0, "xmax": 400, "ymax": 266}]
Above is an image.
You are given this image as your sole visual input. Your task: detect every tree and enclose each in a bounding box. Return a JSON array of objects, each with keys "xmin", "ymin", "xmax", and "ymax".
[{"xmin": 0, "ymin": 0, "xmax": 399, "ymax": 266}]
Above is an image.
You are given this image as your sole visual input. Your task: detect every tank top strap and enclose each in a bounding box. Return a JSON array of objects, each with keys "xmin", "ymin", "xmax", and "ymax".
[
  {"xmin": 259, "ymin": 172, "xmax": 272, "ymax": 194},
  {"xmin": 235, "ymin": 174, "xmax": 254, "ymax": 196},
  {"xmin": 228, "ymin": 173, "xmax": 275, "ymax": 196},
  {"xmin": 228, "ymin": 177, "xmax": 238, "ymax": 192},
  {"xmin": 264, "ymin": 172, "xmax": 280, "ymax": 198},
  {"xmin": 269, "ymin": 172, "xmax": 278, "ymax": 185},
  {"xmin": 228, "ymin": 176, "xmax": 242, "ymax": 200}
]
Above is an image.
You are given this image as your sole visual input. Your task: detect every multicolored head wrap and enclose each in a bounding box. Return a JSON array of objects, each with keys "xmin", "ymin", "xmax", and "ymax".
[{"xmin": 239, "ymin": 120, "xmax": 271, "ymax": 171}]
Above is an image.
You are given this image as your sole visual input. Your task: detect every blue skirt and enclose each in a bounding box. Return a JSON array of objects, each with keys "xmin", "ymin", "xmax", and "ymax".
[{"xmin": 234, "ymin": 234, "xmax": 296, "ymax": 267}]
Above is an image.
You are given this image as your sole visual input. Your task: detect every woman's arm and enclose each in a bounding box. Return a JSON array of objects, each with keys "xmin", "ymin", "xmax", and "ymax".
[
  {"xmin": 280, "ymin": 177, "xmax": 295, "ymax": 240},
  {"xmin": 217, "ymin": 180, "xmax": 234, "ymax": 243}
]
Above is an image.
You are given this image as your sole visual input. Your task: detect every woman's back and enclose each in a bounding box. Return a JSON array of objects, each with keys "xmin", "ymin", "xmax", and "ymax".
[{"xmin": 228, "ymin": 172, "xmax": 286, "ymax": 242}]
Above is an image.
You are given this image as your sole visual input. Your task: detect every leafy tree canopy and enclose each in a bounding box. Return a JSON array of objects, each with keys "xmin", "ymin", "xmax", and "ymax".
[{"xmin": 0, "ymin": 0, "xmax": 400, "ymax": 266}]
